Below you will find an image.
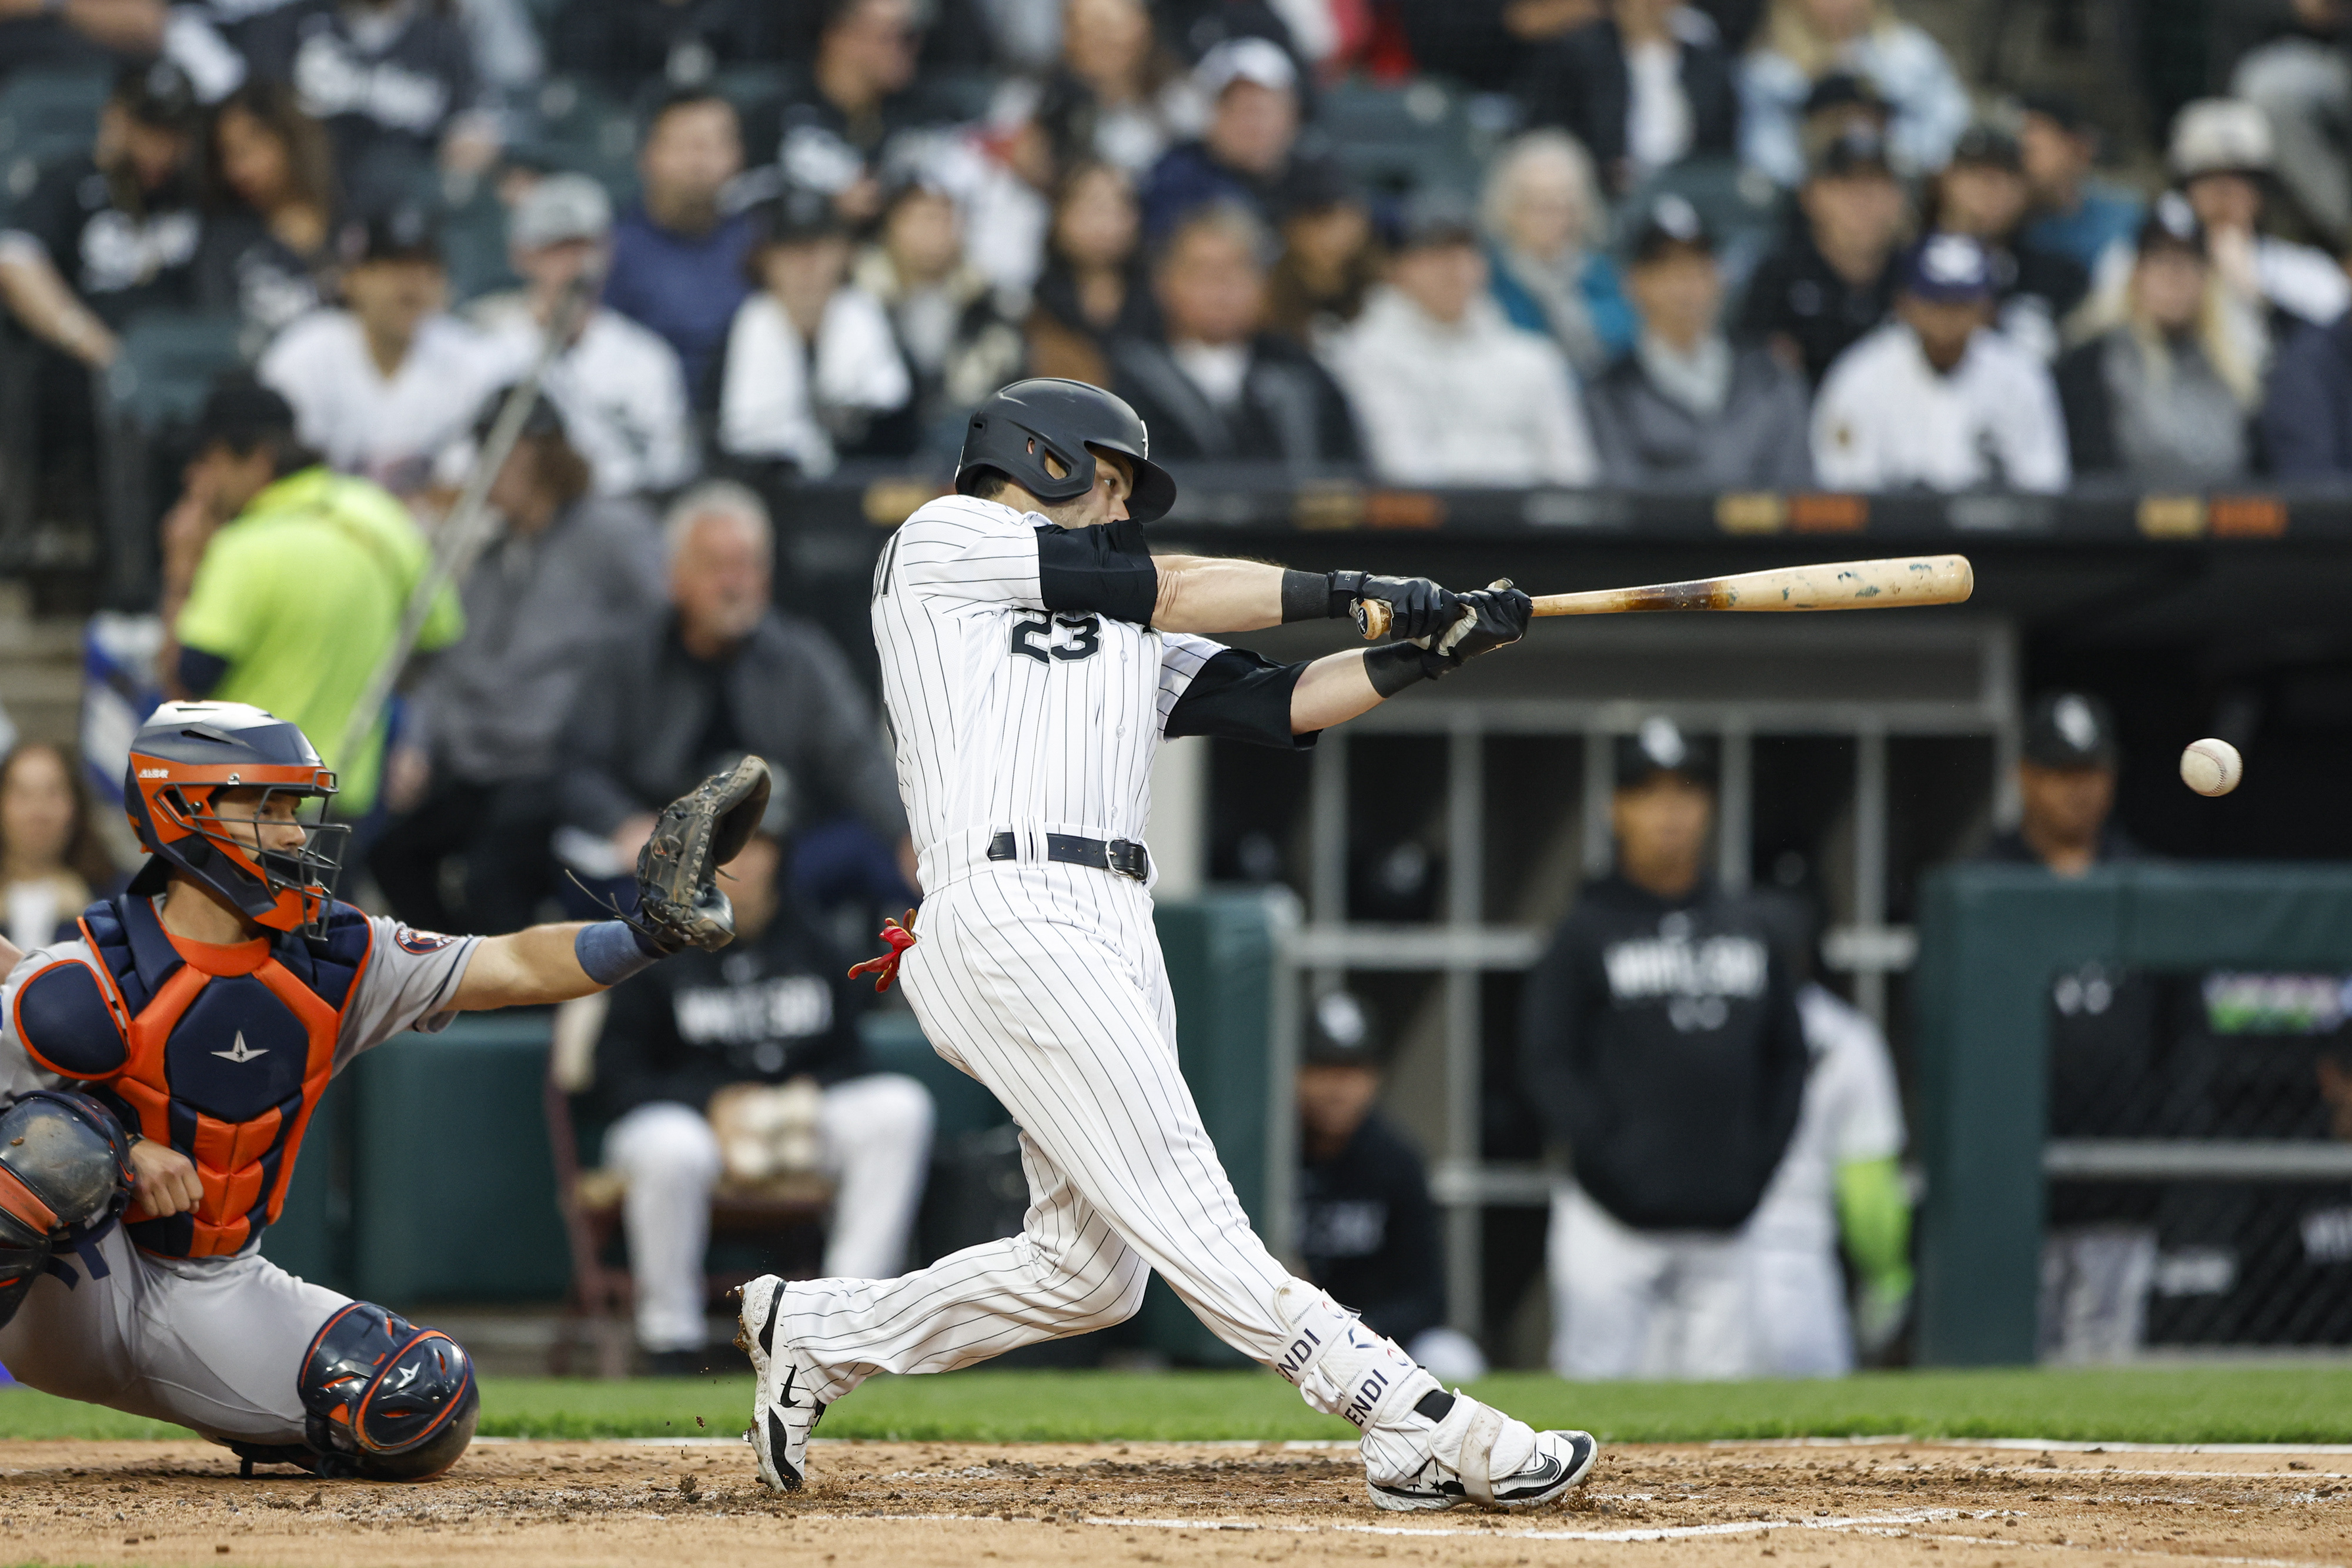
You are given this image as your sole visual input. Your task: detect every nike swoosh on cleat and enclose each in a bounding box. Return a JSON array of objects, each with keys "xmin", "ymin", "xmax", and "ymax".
[
  {"xmin": 760, "ymin": 1282, "xmax": 784, "ymax": 1358},
  {"xmin": 764, "ymin": 1406, "xmax": 801, "ymax": 1489}
]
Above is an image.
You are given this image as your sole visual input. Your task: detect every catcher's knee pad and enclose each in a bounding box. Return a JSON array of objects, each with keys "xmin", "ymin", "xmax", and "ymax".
[
  {"xmin": 0, "ymin": 1091, "xmax": 135, "ymax": 1329},
  {"xmin": 298, "ymin": 1302, "xmax": 479, "ymax": 1481}
]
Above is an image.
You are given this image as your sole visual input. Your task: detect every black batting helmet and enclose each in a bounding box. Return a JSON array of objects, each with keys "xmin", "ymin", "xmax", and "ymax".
[{"xmin": 955, "ymin": 378, "xmax": 1177, "ymax": 522}]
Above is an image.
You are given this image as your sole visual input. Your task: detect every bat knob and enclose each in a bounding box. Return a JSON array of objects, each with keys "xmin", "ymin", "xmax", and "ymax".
[{"xmin": 1354, "ymin": 598, "xmax": 1391, "ymax": 640}]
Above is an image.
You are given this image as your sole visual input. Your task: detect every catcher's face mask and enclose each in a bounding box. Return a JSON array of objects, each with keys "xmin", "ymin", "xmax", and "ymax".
[{"xmin": 141, "ymin": 779, "xmax": 348, "ymax": 937}]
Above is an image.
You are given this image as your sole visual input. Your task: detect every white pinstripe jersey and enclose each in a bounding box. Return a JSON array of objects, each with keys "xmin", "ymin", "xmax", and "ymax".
[{"xmin": 870, "ymin": 494, "xmax": 1222, "ymax": 888}]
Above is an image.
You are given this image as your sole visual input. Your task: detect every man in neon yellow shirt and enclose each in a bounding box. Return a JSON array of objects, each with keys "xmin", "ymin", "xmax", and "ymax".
[{"xmin": 170, "ymin": 377, "xmax": 463, "ymax": 818}]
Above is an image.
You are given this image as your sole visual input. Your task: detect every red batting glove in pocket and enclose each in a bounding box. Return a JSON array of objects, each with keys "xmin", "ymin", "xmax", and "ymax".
[{"xmin": 847, "ymin": 908, "xmax": 920, "ymax": 992}]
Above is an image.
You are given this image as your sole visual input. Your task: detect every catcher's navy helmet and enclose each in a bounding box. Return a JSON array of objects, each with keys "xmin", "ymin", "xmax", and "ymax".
[
  {"xmin": 123, "ymin": 701, "xmax": 346, "ymax": 936},
  {"xmin": 954, "ymin": 378, "xmax": 1177, "ymax": 522}
]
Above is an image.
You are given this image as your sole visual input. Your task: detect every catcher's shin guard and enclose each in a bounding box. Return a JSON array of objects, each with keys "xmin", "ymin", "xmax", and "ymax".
[{"xmin": 298, "ymin": 1302, "xmax": 479, "ymax": 1480}]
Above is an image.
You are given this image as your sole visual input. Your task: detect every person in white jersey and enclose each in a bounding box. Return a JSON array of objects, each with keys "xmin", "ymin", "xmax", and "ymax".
[{"xmin": 732, "ymin": 379, "xmax": 1595, "ymax": 1512}]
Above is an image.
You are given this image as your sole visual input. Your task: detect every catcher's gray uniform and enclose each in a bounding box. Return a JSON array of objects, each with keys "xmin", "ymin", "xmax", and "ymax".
[{"xmin": 0, "ymin": 903, "xmax": 479, "ymax": 1443}]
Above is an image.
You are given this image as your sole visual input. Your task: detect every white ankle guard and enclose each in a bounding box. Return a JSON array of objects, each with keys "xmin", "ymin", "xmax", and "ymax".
[{"xmin": 1271, "ymin": 1282, "xmax": 1437, "ymax": 1433}]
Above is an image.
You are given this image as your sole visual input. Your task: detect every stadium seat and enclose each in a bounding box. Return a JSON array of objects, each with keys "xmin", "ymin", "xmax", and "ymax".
[
  {"xmin": 1317, "ymin": 76, "xmax": 1508, "ymax": 198},
  {"xmin": 517, "ymin": 76, "xmax": 640, "ymax": 200},
  {"xmin": 0, "ymin": 69, "xmax": 108, "ymax": 223},
  {"xmin": 92, "ymin": 311, "xmax": 246, "ymax": 608}
]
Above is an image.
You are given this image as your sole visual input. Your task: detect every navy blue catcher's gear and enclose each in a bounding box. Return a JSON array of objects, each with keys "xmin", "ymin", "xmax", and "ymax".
[
  {"xmin": 0, "ymin": 1091, "xmax": 137, "ymax": 1328},
  {"xmin": 298, "ymin": 1301, "xmax": 479, "ymax": 1480},
  {"xmin": 954, "ymin": 378, "xmax": 1177, "ymax": 522},
  {"xmin": 123, "ymin": 701, "xmax": 346, "ymax": 938}
]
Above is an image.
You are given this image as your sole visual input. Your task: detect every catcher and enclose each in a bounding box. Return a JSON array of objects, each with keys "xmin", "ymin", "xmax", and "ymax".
[{"xmin": 0, "ymin": 700, "xmax": 766, "ymax": 1480}]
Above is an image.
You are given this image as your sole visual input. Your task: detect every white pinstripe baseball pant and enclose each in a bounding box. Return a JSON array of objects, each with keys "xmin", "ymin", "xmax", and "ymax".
[{"xmin": 771, "ymin": 861, "xmax": 1321, "ymax": 1402}]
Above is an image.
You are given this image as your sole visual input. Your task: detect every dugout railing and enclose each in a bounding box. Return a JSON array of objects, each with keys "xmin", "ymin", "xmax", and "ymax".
[{"xmin": 1914, "ymin": 864, "xmax": 2352, "ymax": 1366}]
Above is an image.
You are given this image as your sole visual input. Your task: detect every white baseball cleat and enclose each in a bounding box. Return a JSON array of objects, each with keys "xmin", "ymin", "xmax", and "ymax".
[
  {"xmin": 1365, "ymin": 1392, "xmax": 1599, "ymax": 1512},
  {"xmin": 731, "ymin": 1273, "xmax": 824, "ymax": 1492}
]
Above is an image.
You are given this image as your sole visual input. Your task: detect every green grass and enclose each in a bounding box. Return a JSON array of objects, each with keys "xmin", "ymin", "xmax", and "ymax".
[{"xmin": 8, "ymin": 1366, "xmax": 2352, "ymax": 1446}]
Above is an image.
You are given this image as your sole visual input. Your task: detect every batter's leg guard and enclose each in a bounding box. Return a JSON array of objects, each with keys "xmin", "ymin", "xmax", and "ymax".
[{"xmin": 296, "ymin": 1302, "xmax": 479, "ymax": 1481}]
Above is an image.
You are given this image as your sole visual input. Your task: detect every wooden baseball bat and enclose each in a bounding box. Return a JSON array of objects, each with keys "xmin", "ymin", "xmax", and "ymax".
[{"xmin": 1352, "ymin": 554, "xmax": 1975, "ymax": 640}]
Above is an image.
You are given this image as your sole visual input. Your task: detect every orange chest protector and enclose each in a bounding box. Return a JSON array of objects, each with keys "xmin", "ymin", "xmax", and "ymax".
[{"xmin": 10, "ymin": 892, "xmax": 372, "ymax": 1258}]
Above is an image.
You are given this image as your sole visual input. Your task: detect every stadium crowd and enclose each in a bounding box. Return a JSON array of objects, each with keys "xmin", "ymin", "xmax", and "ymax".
[{"xmin": 5, "ymin": 0, "xmax": 2351, "ymax": 1376}]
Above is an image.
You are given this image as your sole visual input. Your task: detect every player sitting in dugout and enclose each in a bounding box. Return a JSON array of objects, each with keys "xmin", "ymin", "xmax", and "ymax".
[
  {"xmin": 0, "ymin": 701, "xmax": 769, "ymax": 1480},
  {"xmin": 579, "ymin": 805, "xmax": 934, "ymax": 1376}
]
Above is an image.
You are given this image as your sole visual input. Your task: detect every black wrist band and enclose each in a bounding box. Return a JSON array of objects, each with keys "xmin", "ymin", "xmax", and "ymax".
[
  {"xmin": 1279, "ymin": 569, "xmax": 1329, "ymax": 624},
  {"xmin": 1364, "ymin": 641, "xmax": 1443, "ymax": 697},
  {"xmin": 1325, "ymin": 569, "xmax": 1368, "ymax": 619}
]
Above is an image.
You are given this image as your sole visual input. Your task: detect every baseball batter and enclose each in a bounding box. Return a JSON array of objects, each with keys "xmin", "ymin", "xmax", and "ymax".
[
  {"xmin": 0, "ymin": 701, "xmax": 766, "ymax": 1479},
  {"xmin": 734, "ymin": 379, "xmax": 1595, "ymax": 1512}
]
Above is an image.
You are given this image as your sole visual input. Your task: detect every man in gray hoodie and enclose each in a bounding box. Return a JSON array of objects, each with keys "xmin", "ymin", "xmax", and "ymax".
[{"xmin": 1584, "ymin": 195, "xmax": 1814, "ymax": 490}]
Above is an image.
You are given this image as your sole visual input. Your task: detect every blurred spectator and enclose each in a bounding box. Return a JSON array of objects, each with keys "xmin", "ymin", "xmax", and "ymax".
[
  {"xmin": 853, "ymin": 176, "xmax": 1026, "ymax": 454},
  {"xmin": 2018, "ymin": 92, "xmax": 2144, "ymax": 286},
  {"xmin": 0, "ymin": 0, "xmax": 163, "ymax": 83},
  {"xmin": 238, "ymin": 0, "xmax": 499, "ymax": 216},
  {"xmin": 1025, "ymin": 159, "xmax": 1152, "ymax": 385},
  {"xmin": 589, "ymin": 824, "xmax": 934, "ymax": 1373},
  {"xmin": 1796, "ymin": 68, "xmax": 1889, "ymax": 154},
  {"xmin": 1035, "ymin": 0, "xmax": 1200, "ymax": 176},
  {"xmin": 1586, "ymin": 195, "xmax": 1811, "ymax": 489},
  {"xmin": 548, "ymin": 0, "xmax": 787, "ymax": 96},
  {"xmin": 1521, "ymin": 718, "xmax": 1808, "ymax": 1379},
  {"xmin": 169, "ymin": 375, "xmax": 463, "ymax": 818},
  {"xmin": 554, "ymin": 481, "xmax": 911, "ymax": 885},
  {"xmin": 470, "ymin": 173, "xmax": 698, "ymax": 498},
  {"xmin": 0, "ymin": 61, "xmax": 203, "ymax": 370},
  {"xmin": 195, "ymin": 82, "xmax": 335, "ymax": 345},
  {"xmin": 1738, "ymin": 0, "xmax": 1969, "ymax": 188},
  {"xmin": 2230, "ymin": 0, "xmax": 2352, "ymax": 248},
  {"xmin": 1927, "ymin": 123, "xmax": 2087, "ymax": 363},
  {"xmin": 957, "ymin": 111, "xmax": 1060, "ymax": 303},
  {"xmin": 1294, "ymin": 990, "xmax": 1486, "ymax": 1388},
  {"xmin": 774, "ymin": 0, "xmax": 959, "ymax": 230},
  {"xmin": 1396, "ymin": 0, "xmax": 1601, "ymax": 92},
  {"xmin": 1138, "ymin": 36, "xmax": 1342, "ymax": 242},
  {"xmin": 1109, "ymin": 203, "xmax": 1358, "ymax": 468},
  {"xmin": 2166, "ymin": 98, "xmax": 2352, "ymax": 381},
  {"xmin": 1738, "ymin": 126, "xmax": 1906, "ymax": 386},
  {"xmin": 1263, "ymin": 170, "xmax": 1379, "ymax": 346},
  {"xmin": 2060, "ymin": 196, "xmax": 2256, "ymax": 485},
  {"xmin": 1810, "ymin": 233, "xmax": 2070, "ymax": 493},
  {"xmin": 2260, "ymin": 298, "xmax": 2352, "ymax": 479},
  {"xmin": 258, "ymin": 207, "xmax": 508, "ymax": 494},
  {"xmin": 0, "ymin": 742, "xmax": 121, "ymax": 952},
  {"xmin": 605, "ymin": 89, "xmax": 755, "ymax": 404},
  {"xmin": 1744, "ymin": 900, "xmax": 1910, "ymax": 1377},
  {"xmin": 716, "ymin": 187, "xmax": 913, "ymax": 477},
  {"xmin": 1978, "ymin": 691, "xmax": 2139, "ymax": 874},
  {"xmin": 372, "ymin": 395, "xmax": 662, "ymax": 934},
  {"xmin": 1520, "ymin": 0, "xmax": 1739, "ymax": 197},
  {"xmin": 1326, "ymin": 196, "xmax": 1597, "ymax": 486},
  {"xmin": 1481, "ymin": 129, "xmax": 1635, "ymax": 380}
]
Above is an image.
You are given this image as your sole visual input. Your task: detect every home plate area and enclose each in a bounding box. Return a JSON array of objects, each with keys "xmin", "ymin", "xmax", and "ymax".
[{"xmin": 2, "ymin": 1439, "xmax": 2347, "ymax": 1566}]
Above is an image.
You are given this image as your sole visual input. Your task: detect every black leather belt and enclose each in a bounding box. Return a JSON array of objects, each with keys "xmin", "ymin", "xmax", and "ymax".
[{"xmin": 987, "ymin": 830, "xmax": 1150, "ymax": 882}]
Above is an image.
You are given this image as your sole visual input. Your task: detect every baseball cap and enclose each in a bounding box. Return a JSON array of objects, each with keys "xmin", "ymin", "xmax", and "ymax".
[
  {"xmin": 1630, "ymin": 192, "xmax": 1713, "ymax": 264},
  {"xmin": 1301, "ymin": 991, "xmax": 1381, "ymax": 1068},
  {"xmin": 1949, "ymin": 122, "xmax": 2024, "ymax": 172},
  {"xmin": 1614, "ymin": 716, "xmax": 1719, "ymax": 788},
  {"xmin": 2137, "ymin": 189, "xmax": 2206, "ymax": 257},
  {"xmin": 1813, "ymin": 124, "xmax": 1895, "ymax": 180},
  {"xmin": 2169, "ymin": 98, "xmax": 2274, "ymax": 180},
  {"xmin": 510, "ymin": 173, "xmax": 613, "ymax": 250},
  {"xmin": 1899, "ymin": 232, "xmax": 1995, "ymax": 303},
  {"xmin": 2023, "ymin": 691, "xmax": 2120, "ymax": 769},
  {"xmin": 747, "ymin": 183, "xmax": 849, "ymax": 249},
  {"xmin": 1803, "ymin": 72, "xmax": 1889, "ymax": 121},
  {"xmin": 1195, "ymin": 36, "xmax": 1297, "ymax": 99},
  {"xmin": 191, "ymin": 373, "xmax": 297, "ymax": 452},
  {"xmin": 1392, "ymin": 186, "xmax": 1478, "ymax": 251},
  {"xmin": 113, "ymin": 60, "xmax": 198, "ymax": 132},
  {"xmin": 470, "ymin": 385, "xmax": 570, "ymax": 446},
  {"xmin": 344, "ymin": 205, "xmax": 443, "ymax": 266},
  {"xmin": 2019, "ymin": 91, "xmax": 2092, "ymax": 136}
]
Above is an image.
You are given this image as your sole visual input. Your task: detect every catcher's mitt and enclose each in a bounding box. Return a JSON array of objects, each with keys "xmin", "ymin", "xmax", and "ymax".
[{"xmin": 634, "ymin": 756, "xmax": 773, "ymax": 951}]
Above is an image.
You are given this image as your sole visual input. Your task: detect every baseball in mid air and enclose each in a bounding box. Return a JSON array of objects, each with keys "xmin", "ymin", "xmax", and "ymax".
[{"xmin": 2180, "ymin": 738, "xmax": 2243, "ymax": 797}]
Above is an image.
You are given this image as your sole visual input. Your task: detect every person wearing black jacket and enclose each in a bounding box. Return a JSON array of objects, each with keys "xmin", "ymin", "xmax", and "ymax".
[
  {"xmin": 586, "ymin": 827, "xmax": 935, "ymax": 1375},
  {"xmin": 1521, "ymin": 717, "xmax": 1808, "ymax": 1379},
  {"xmin": 1519, "ymin": 0, "xmax": 1739, "ymax": 196},
  {"xmin": 1294, "ymin": 991, "xmax": 1486, "ymax": 1385},
  {"xmin": 1110, "ymin": 202, "xmax": 1360, "ymax": 470}
]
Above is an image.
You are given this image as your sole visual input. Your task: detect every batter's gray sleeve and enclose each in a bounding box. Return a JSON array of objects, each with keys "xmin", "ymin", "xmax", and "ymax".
[{"xmin": 332, "ymin": 919, "xmax": 485, "ymax": 1068}]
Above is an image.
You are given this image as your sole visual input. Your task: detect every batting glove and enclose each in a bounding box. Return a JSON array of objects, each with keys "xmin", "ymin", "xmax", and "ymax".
[
  {"xmin": 847, "ymin": 908, "xmax": 920, "ymax": 992},
  {"xmin": 1328, "ymin": 571, "xmax": 1461, "ymax": 641},
  {"xmin": 1421, "ymin": 580, "xmax": 1533, "ymax": 671}
]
